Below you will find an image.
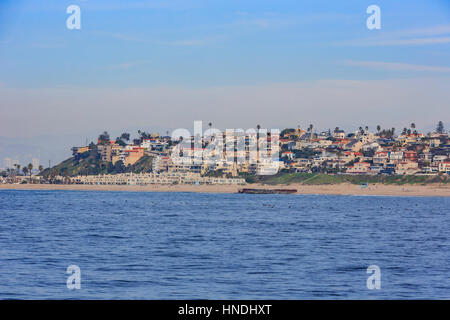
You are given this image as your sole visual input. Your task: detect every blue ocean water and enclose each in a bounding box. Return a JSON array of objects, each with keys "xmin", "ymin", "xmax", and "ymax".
[{"xmin": 0, "ymin": 189, "xmax": 448, "ymax": 299}]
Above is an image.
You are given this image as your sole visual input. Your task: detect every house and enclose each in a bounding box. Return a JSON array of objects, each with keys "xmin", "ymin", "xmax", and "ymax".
[
  {"xmin": 429, "ymin": 138, "xmax": 442, "ymax": 148},
  {"xmin": 369, "ymin": 165, "xmax": 383, "ymax": 174},
  {"xmin": 423, "ymin": 166, "xmax": 438, "ymax": 174},
  {"xmin": 373, "ymin": 151, "xmax": 390, "ymax": 165},
  {"xmin": 98, "ymin": 143, "xmax": 115, "ymax": 162},
  {"xmin": 395, "ymin": 161, "xmax": 419, "ymax": 174},
  {"xmin": 72, "ymin": 146, "xmax": 90, "ymax": 155},
  {"xmin": 124, "ymin": 147, "xmax": 145, "ymax": 166},
  {"xmin": 389, "ymin": 151, "xmax": 404, "ymax": 162},
  {"xmin": 281, "ymin": 151, "xmax": 294, "ymax": 160},
  {"xmin": 346, "ymin": 162, "xmax": 370, "ymax": 174},
  {"xmin": 362, "ymin": 142, "xmax": 380, "ymax": 152},
  {"xmin": 403, "ymin": 150, "xmax": 418, "ymax": 162},
  {"xmin": 433, "ymin": 155, "xmax": 448, "ymax": 163},
  {"xmin": 333, "ymin": 129, "xmax": 346, "ymax": 140},
  {"xmin": 344, "ymin": 140, "xmax": 363, "ymax": 152},
  {"xmin": 438, "ymin": 161, "xmax": 450, "ymax": 174},
  {"xmin": 359, "ymin": 132, "xmax": 376, "ymax": 144}
]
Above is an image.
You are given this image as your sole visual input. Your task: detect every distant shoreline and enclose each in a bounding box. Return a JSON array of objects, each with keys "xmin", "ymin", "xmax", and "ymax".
[{"xmin": 1, "ymin": 183, "xmax": 449, "ymax": 197}]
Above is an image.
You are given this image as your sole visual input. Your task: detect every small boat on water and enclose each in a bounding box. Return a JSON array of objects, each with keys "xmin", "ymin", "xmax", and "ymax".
[{"xmin": 238, "ymin": 188, "xmax": 297, "ymax": 194}]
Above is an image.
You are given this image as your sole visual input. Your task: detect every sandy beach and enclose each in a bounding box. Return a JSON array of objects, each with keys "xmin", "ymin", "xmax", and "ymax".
[{"xmin": 1, "ymin": 183, "xmax": 449, "ymax": 197}]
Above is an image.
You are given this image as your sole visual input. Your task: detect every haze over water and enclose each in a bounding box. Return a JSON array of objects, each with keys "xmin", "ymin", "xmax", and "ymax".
[{"xmin": 0, "ymin": 190, "xmax": 449, "ymax": 299}]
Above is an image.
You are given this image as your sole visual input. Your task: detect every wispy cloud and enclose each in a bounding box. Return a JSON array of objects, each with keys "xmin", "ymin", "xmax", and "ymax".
[
  {"xmin": 344, "ymin": 60, "xmax": 450, "ymax": 73},
  {"xmin": 90, "ymin": 31, "xmax": 148, "ymax": 43},
  {"xmin": 372, "ymin": 37, "xmax": 450, "ymax": 46},
  {"xmin": 106, "ymin": 61, "xmax": 145, "ymax": 70},
  {"xmin": 344, "ymin": 37, "xmax": 450, "ymax": 47},
  {"xmin": 31, "ymin": 43, "xmax": 65, "ymax": 49},
  {"xmin": 163, "ymin": 39, "xmax": 208, "ymax": 46},
  {"xmin": 239, "ymin": 18, "xmax": 288, "ymax": 29},
  {"xmin": 393, "ymin": 24, "xmax": 450, "ymax": 37},
  {"xmin": 235, "ymin": 11, "xmax": 249, "ymax": 16},
  {"xmin": 91, "ymin": 31, "xmax": 217, "ymax": 46},
  {"xmin": 339, "ymin": 24, "xmax": 450, "ymax": 47}
]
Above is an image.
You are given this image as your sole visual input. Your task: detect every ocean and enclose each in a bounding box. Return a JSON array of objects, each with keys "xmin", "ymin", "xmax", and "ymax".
[{"xmin": 0, "ymin": 189, "xmax": 449, "ymax": 299}]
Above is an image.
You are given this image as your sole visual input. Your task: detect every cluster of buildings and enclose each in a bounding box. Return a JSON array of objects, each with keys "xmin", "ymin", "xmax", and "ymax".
[
  {"xmin": 70, "ymin": 172, "xmax": 245, "ymax": 185},
  {"xmin": 69, "ymin": 126, "xmax": 450, "ymax": 178},
  {"xmin": 279, "ymin": 128, "xmax": 450, "ymax": 175},
  {"xmin": 73, "ymin": 131, "xmax": 282, "ymax": 177}
]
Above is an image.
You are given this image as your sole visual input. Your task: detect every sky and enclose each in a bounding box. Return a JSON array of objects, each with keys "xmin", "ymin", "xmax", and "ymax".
[{"xmin": 0, "ymin": 0, "xmax": 449, "ymax": 165}]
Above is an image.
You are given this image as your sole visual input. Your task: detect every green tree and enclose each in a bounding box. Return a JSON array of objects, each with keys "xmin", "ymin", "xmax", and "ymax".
[
  {"xmin": 98, "ymin": 131, "xmax": 110, "ymax": 144},
  {"xmin": 114, "ymin": 160, "xmax": 126, "ymax": 173},
  {"xmin": 120, "ymin": 133, "xmax": 130, "ymax": 141},
  {"xmin": 116, "ymin": 138, "xmax": 127, "ymax": 147},
  {"xmin": 280, "ymin": 128, "xmax": 295, "ymax": 137},
  {"xmin": 436, "ymin": 121, "xmax": 445, "ymax": 134}
]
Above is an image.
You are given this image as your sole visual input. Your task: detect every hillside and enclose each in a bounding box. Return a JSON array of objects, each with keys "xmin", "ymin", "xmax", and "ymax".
[{"xmin": 40, "ymin": 146, "xmax": 153, "ymax": 178}]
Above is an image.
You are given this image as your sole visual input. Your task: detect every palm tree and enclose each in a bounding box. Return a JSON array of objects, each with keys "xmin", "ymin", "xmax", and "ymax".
[
  {"xmin": 22, "ymin": 167, "xmax": 28, "ymax": 177},
  {"xmin": 376, "ymin": 125, "xmax": 381, "ymax": 134},
  {"xmin": 365, "ymin": 126, "xmax": 369, "ymax": 133},
  {"xmin": 256, "ymin": 124, "xmax": 261, "ymax": 162},
  {"xmin": 208, "ymin": 122, "xmax": 212, "ymax": 129},
  {"xmin": 28, "ymin": 163, "xmax": 33, "ymax": 182}
]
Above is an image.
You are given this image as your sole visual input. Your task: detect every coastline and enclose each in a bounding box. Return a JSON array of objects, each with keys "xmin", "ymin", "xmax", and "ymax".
[{"xmin": 1, "ymin": 183, "xmax": 449, "ymax": 197}]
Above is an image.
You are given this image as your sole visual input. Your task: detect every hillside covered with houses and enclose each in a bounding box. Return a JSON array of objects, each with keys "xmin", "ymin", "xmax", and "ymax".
[{"xmin": 1, "ymin": 121, "xmax": 449, "ymax": 185}]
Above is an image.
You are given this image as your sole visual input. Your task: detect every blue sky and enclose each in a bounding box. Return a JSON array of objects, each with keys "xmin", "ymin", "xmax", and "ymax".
[
  {"xmin": 0, "ymin": 0, "xmax": 449, "ymax": 165},
  {"xmin": 1, "ymin": 0, "xmax": 449, "ymax": 87}
]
